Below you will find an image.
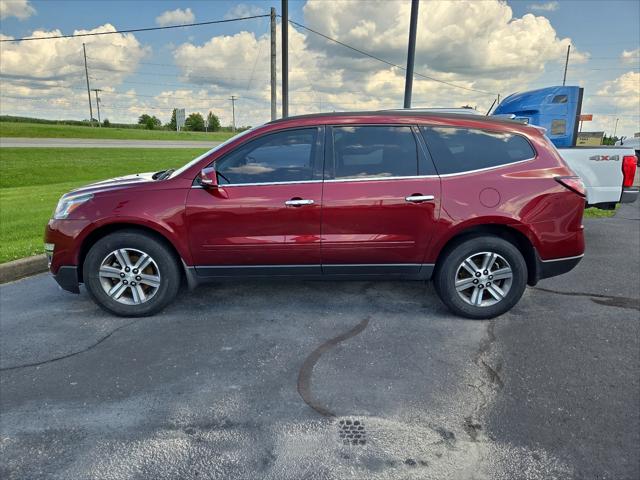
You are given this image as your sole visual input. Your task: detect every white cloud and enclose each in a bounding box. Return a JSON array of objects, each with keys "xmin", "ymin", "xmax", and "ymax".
[
  {"xmin": 155, "ymin": 8, "xmax": 195, "ymax": 27},
  {"xmin": 0, "ymin": 25, "xmax": 150, "ymax": 121},
  {"xmin": 581, "ymin": 71, "xmax": 640, "ymax": 136},
  {"xmin": 621, "ymin": 48, "xmax": 640, "ymax": 65},
  {"xmin": 224, "ymin": 3, "xmax": 266, "ymax": 20},
  {"xmin": 0, "ymin": 0, "xmax": 35, "ymax": 20},
  {"xmin": 596, "ymin": 71, "xmax": 640, "ymax": 111},
  {"xmin": 162, "ymin": 0, "xmax": 595, "ymax": 127},
  {"xmin": 302, "ymin": 0, "xmax": 584, "ymax": 77},
  {"xmin": 0, "ymin": 24, "xmax": 149, "ymax": 84},
  {"xmin": 528, "ymin": 2, "xmax": 559, "ymax": 12},
  {"xmin": 7, "ymin": 0, "xmax": 635, "ymax": 135}
]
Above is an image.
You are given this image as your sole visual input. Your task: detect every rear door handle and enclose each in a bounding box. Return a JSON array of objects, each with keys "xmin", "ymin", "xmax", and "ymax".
[
  {"xmin": 405, "ymin": 195, "xmax": 435, "ymax": 203},
  {"xmin": 285, "ymin": 199, "xmax": 315, "ymax": 207}
]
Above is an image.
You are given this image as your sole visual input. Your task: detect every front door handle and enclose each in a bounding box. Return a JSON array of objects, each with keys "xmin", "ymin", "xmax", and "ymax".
[
  {"xmin": 405, "ymin": 195, "xmax": 435, "ymax": 203},
  {"xmin": 285, "ymin": 198, "xmax": 315, "ymax": 207}
]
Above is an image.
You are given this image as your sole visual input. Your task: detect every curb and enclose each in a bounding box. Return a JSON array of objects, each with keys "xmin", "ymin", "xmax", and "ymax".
[{"xmin": 0, "ymin": 255, "xmax": 48, "ymax": 284}]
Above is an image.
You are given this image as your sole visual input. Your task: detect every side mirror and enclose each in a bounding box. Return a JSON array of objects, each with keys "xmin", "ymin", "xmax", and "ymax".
[{"xmin": 199, "ymin": 166, "xmax": 218, "ymax": 188}]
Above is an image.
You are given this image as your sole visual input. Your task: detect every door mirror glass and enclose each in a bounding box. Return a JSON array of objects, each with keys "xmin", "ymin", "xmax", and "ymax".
[{"xmin": 200, "ymin": 166, "xmax": 218, "ymax": 188}]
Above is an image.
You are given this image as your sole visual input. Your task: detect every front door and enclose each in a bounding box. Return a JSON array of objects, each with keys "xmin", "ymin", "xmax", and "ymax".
[
  {"xmin": 321, "ymin": 125, "xmax": 441, "ymax": 275},
  {"xmin": 186, "ymin": 127, "xmax": 323, "ymax": 275}
]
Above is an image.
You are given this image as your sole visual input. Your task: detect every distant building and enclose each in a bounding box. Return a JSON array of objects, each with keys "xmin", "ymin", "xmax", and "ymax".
[{"xmin": 576, "ymin": 131, "xmax": 604, "ymax": 146}]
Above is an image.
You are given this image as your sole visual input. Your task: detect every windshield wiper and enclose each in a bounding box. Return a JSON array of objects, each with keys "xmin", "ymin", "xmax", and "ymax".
[
  {"xmin": 152, "ymin": 169, "xmax": 167, "ymax": 180},
  {"xmin": 153, "ymin": 168, "xmax": 175, "ymax": 180}
]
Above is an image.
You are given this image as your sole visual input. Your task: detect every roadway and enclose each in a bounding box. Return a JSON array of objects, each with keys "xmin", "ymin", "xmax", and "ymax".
[
  {"xmin": 1, "ymin": 202, "xmax": 638, "ymax": 479},
  {"xmin": 0, "ymin": 137, "xmax": 221, "ymax": 149}
]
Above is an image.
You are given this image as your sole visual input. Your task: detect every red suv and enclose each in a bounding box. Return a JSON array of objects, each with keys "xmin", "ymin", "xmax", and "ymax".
[{"xmin": 45, "ymin": 112, "xmax": 585, "ymax": 319}]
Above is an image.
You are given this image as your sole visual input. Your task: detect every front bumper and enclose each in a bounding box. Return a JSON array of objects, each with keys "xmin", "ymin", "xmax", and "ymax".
[
  {"xmin": 45, "ymin": 219, "xmax": 90, "ymax": 294},
  {"xmin": 620, "ymin": 187, "xmax": 639, "ymax": 204},
  {"xmin": 52, "ymin": 266, "xmax": 80, "ymax": 293}
]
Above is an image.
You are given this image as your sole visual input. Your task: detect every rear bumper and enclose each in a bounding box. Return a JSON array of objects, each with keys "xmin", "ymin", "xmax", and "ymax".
[
  {"xmin": 620, "ymin": 187, "xmax": 639, "ymax": 204},
  {"xmin": 533, "ymin": 252, "xmax": 583, "ymax": 284},
  {"xmin": 52, "ymin": 266, "xmax": 80, "ymax": 293}
]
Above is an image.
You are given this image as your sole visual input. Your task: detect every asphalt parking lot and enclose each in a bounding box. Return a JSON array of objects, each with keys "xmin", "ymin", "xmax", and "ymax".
[{"xmin": 1, "ymin": 202, "xmax": 638, "ymax": 480}]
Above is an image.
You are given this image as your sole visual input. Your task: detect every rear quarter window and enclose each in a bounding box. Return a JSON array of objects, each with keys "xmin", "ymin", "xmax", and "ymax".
[{"xmin": 420, "ymin": 127, "xmax": 536, "ymax": 175}]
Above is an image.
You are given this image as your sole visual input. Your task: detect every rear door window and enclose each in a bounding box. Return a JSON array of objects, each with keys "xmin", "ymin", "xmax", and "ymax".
[
  {"xmin": 420, "ymin": 127, "xmax": 535, "ymax": 175},
  {"xmin": 330, "ymin": 126, "xmax": 418, "ymax": 179}
]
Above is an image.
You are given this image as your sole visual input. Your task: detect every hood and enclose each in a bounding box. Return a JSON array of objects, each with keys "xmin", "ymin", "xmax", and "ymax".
[{"xmin": 67, "ymin": 172, "xmax": 157, "ymax": 196}]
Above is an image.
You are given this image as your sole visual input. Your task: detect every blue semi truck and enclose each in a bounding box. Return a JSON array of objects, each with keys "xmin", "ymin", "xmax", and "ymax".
[{"xmin": 492, "ymin": 85, "xmax": 583, "ymax": 147}]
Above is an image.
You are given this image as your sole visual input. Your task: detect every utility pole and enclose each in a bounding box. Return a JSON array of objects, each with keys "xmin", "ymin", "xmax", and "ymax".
[
  {"xmin": 281, "ymin": 0, "xmax": 289, "ymax": 118},
  {"xmin": 270, "ymin": 7, "xmax": 277, "ymax": 121},
  {"xmin": 92, "ymin": 89, "xmax": 102, "ymax": 126},
  {"xmin": 613, "ymin": 117, "xmax": 619, "ymax": 138},
  {"xmin": 562, "ymin": 44, "xmax": 570, "ymax": 86},
  {"xmin": 82, "ymin": 43, "xmax": 94, "ymax": 126},
  {"xmin": 230, "ymin": 96, "xmax": 237, "ymax": 132},
  {"xmin": 403, "ymin": 0, "xmax": 420, "ymax": 109}
]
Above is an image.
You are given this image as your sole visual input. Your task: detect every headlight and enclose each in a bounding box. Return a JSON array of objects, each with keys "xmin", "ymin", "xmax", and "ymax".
[{"xmin": 53, "ymin": 193, "xmax": 93, "ymax": 219}]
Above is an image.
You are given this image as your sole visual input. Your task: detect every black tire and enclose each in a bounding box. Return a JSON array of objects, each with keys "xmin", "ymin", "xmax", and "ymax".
[
  {"xmin": 83, "ymin": 230, "xmax": 181, "ymax": 317},
  {"xmin": 433, "ymin": 235, "xmax": 527, "ymax": 319}
]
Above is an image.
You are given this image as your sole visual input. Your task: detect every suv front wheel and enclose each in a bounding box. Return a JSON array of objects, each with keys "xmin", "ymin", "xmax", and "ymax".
[
  {"xmin": 433, "ymin": 236, "xmax": 527, "ymax": 319},
  {"xmin": 83, "ymin": 230, "xmax": 181, "ymax": 317}
]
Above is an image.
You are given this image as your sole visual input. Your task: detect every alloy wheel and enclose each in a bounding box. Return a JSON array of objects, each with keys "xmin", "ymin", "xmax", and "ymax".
[
  {"xmin": 454, "ymin": 251, "xmax": 513, "ymax": 307},
  {"xmin": 98, "ymin": 248, "xmax": 161, "ymax": 305}
]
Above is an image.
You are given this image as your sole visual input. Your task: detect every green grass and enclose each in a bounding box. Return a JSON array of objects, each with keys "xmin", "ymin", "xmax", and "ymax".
[
  {"xmin": 583, "ymin": 206, "xmax": 619, "ymax": 218},
  {"xmin": 0, "ymin": 148, "xmax": 207, "ymax": 263},
  {"xmin": 0, "ymin": 121, "xmax": 236, "ymax": 142}
]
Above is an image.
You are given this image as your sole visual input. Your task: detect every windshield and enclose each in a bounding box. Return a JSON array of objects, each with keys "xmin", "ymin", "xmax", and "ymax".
[{"xmin": 168, "ymin": 127, "xmax": 257, "ymax": 179}]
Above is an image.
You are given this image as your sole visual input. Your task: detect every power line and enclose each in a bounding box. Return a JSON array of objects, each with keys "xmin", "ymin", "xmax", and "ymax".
[
  {"xmin": 0, "ymin": 15, "xmax": 270, "ymax": 43},
  {"xmin": 286, "ymin": 18, "xmax": 497, "ymax": 96}
]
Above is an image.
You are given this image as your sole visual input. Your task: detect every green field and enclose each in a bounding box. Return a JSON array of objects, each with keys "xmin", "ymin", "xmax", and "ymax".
[
  {"xmin": 0, "ymin": 121, "xmax": 236, "ymax": 142},
  {"xmin": 0, "ymin": 148, "xmax": 207, "ymax": 263}
]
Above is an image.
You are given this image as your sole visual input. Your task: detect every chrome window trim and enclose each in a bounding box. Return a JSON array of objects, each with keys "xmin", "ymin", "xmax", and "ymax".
[
  {"xmin": 437, "ymin": 157, "xmax": 535, "ymax": 177},
  {"xmin": 325, "ymin": 174, "xmax": 438, "ymax": 183},
  {"xmin": 191, "ymin": 179, "xmax": 323, "ymax": 188}
]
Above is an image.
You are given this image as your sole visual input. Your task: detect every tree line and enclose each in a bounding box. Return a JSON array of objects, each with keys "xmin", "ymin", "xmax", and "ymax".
[{"xmin": 138, "ymin": 110, "xmax": 221, "ymax": 132}]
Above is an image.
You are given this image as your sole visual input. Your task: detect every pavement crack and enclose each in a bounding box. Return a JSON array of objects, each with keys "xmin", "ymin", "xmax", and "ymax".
[
  {"xmin": 480, "ymin": 359, "xmax": 504, "ymax": 390},
  {"xmin": 297, "ymin": 316, "xmax": 371, "ymax": 417},
  {"xmin": 533, "ymin": 287, "xmax": 640, "ymax": 312},
  {"xmin": 464, "ymin": 320, "xmax": 501, "ymax": 443},
  {"xmin": 0, "ymin": 320, "xmax": 138, "ymax": 372}
]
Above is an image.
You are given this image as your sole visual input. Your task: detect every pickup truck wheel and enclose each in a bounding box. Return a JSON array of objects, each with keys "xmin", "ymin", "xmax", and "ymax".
[
  {"xmin": 434, "ymin": 236, "xmax": 527, "ymax": 319},
  {"xmin": 83, "ymin": 231, "xmax": 180, "ymax": 317}
]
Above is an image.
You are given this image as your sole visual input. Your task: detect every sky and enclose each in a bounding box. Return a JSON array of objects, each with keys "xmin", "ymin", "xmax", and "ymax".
[{"xmin": 0, "ymin": 0, "xmax": 638, "ymax": 136}]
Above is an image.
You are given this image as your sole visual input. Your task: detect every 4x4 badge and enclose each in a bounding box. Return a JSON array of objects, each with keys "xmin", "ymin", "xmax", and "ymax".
[{"xmin": 589, "ymin": 155, "xmax": 620, "ymax": 161}]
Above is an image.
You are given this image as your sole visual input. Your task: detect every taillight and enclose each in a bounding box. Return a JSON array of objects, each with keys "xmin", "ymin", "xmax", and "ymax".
[
  {"xmin": 622, "ymin": 155, "xmax": 637, "ymax": 188},
  {"xmin": 555, "ymin": 176, "xmax": 586, "ymax": 197}
]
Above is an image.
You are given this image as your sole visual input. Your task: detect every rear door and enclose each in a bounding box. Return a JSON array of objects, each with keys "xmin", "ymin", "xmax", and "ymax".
[
  {"xmin": 321, "ymin": 125, "xmax": 441, "ymax": 275},
  {"xmin": 185, "ymin": 127, "xmax": 323, "ymax": 274}
]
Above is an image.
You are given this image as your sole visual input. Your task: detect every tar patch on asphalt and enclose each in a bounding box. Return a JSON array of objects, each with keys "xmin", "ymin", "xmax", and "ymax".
[{"xmin": 338, "ymin": 419, "xmax": 366, "ymax": 445}]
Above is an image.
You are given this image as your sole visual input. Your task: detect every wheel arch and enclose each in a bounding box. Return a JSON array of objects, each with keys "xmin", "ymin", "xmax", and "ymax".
[
  {"xmin": 77, "ymin": 222, "xmax": 189, "ymax": 283},
  {"xmin": 433, "ymin": 223, "xmax": 539, "ymax": 286}
]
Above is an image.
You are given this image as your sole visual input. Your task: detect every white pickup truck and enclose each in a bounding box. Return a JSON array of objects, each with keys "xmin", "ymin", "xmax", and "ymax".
[{"xmin": 558, "ymin": 146, "xmax": 638, "ymax": 209}]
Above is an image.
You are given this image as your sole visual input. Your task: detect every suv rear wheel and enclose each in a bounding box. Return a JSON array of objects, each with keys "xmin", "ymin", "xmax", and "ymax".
[
  {"xmin": 434, "ymin": 236, "xmax": 527, "ymax": 319},
  {"xmin": 83, "ymin": 230, "xmax": 180, "ymax": 317}
]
